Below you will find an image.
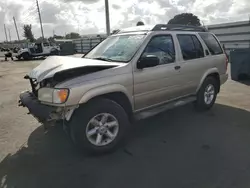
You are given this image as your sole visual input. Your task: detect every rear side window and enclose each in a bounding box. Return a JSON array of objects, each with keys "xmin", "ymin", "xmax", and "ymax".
[
  {"xmin": 198, "ymin": 33, "xmax": 223, "ymax": 55},
  {"xmin": 192, "ymin": 36, "xmax": 204, "ymax": 58},
  {"xmin": 177, "ymin": 35, "xmax": 204, "ymax": 60}
]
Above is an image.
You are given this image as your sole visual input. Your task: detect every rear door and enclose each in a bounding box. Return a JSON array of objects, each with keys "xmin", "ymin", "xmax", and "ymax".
[
  {"xmin": 198, "ymin": 33, "xmax": 226, "ymax": 75},
  {"xmin": 175, "ymin": 34, "xmax": 207, "ymax": 95}
]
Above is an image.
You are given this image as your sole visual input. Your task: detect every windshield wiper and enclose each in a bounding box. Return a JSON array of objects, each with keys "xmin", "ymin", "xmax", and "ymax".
[{"xmin": 92, "ymin": 57, "xmax": 114, "ymax": 62}]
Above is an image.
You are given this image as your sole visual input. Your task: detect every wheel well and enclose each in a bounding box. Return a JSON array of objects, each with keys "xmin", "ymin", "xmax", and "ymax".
[
  {"xmin": 207, "ymin": 73, "xmax": 220, "ymax": 93},
  {"xmin": 88, "ymin": 92, "xmax": 133, "ymax": 121}
]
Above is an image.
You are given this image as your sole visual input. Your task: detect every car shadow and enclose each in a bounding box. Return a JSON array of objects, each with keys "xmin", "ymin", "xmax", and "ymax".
[
  {"xmin": 1, "ymin": 104, "xmax": 250, "ymax": 188},
  {"xmin": 14, "ymin": 57, "xmax": 46, "ymax": 62},
  {"xmin": 238, "ymin": 80, "xmax": 250, "ymax": 86},
  {"xmin": 237, "ymin": 74, "xmax": 250, "ymax": 86}
]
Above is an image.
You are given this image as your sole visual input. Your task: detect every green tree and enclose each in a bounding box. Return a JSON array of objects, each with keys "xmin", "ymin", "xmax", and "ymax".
[
  {"xmin": 54, "ymin": 35, "xmax": 64, "ymax": 39},
  {"xmin": 136, "ymin": 21, "xmax": 145, "ymax": 26},
  {"xmin": 168, "ymin": 13, "xmax": 201, "ymax": 26},
  {"xmin": 111, "ymin": 30, "xmax": 120, "ymax": 35},
  {"xmin": 23, "ymin": 24, "xmax": 35, "ymax": 42},
  {"xmin": 65, "ymin": 32, "xmax": 80, "ymax": 39},
  {"xmin": 48, "ymin": 37, "xmax": 55, "ymax": 43},
  {"xmin": 36, "ymin": 37, "xmax": 45, "ymax": 42}
]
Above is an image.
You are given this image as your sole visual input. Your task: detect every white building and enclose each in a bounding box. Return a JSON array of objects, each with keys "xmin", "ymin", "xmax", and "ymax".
[
  {"xmin": 208, "ymin": 20, "xmax": 250, "ymax": 54},
  {"xmin": 75, "ymin": 21, "xmax": 250, "ymax": 54}
]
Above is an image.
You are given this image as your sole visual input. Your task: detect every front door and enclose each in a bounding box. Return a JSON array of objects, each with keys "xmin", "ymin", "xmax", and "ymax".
[{"xmin": 133, "ymin": 35, "xmax": 181, "ymax": 111}]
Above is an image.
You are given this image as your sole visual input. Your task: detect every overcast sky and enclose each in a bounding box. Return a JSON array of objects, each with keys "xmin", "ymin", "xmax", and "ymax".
[{"xmin": 0, "ymin": 0, "xmax": 249, "ymax": 41}]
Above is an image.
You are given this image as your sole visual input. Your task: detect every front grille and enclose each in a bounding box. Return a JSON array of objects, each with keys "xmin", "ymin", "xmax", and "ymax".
[{"xmin": 29, "ymin": 78, "xmax": 40, "ymax": 97}]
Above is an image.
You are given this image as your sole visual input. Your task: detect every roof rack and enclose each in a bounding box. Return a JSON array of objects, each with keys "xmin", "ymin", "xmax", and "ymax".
[{"xmin": 152, "ymin": 24, "xmax": 208, "ymax": 32}]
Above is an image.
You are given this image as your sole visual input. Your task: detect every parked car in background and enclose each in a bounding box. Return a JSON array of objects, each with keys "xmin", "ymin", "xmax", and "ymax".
[
  {"xmin": 19, "ymin": 24, "xmax": 228, "ymax": 154},
  {"xmin": 16, "ymin": 42, "xmax": 60, "ymax": 60}
]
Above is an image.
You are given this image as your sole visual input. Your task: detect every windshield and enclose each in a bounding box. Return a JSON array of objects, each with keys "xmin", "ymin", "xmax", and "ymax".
[{"xmin": 85, "ymin": 34, "xmax": 146, "ymax": 62}]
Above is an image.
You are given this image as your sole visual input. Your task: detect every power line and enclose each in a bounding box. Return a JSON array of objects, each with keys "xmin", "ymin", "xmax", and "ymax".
[
  {"xmin": 22, "ymin": 16, "xmax": 35, "ymax": 23},
  {"xmin": 22, "ymin": 4, "xmax": 37, "ymax": 19},
  {"xmin": 22, "ymin": 6, "xmax": 37, "ymax": 22}
]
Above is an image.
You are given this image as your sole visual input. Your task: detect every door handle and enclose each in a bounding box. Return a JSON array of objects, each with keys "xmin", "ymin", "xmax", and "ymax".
[{"xmin": 175, "ymin": 66, "xmax": 181, "ymax": 70}]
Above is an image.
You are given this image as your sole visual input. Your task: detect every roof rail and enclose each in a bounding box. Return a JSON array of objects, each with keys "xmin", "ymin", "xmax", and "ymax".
[{"xmin": 152, "ymin": 24, "xmax": 208, "ymax": 32}]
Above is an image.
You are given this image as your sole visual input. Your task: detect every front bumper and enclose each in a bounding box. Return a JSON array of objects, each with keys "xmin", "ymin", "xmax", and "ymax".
[
  {"xmin": 19, "ymin": 91, "xmax": 57, "ymax": 123},
  {"xmin": 16, "ymin": 54, "xmax": 22, "ymax": 58}
]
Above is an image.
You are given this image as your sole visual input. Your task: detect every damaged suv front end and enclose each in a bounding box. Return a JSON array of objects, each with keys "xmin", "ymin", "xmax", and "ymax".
[
  {"xmin": 18, "ymin": 32, "xmax": 146, "ymax": 153},
  {"xmin": 19, "ymin": 81, "xmax": 72, "ymax": 126},
  {"xmin": 18, "ymin": 55, "xmax": 123, "ymax": 129},
  {"xmin": 18, "ymin": 90, "xmax": 70, "ymax": 129}
]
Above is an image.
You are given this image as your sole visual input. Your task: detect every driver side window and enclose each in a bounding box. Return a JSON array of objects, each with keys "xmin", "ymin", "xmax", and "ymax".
[{"xmin": 142, "ymin": 35, "xmax": 175, "ymax": 65}]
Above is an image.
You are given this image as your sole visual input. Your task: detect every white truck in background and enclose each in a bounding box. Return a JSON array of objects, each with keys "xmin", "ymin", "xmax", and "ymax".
[{"xmin": 16, "ymin": 42, "xmax": 60, "ymax": 60}]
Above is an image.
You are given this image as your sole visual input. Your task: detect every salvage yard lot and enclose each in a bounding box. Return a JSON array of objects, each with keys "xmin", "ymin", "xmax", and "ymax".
[{"xmin": 0, "ymin": 59, "xmax": 250, "ymax": 188}]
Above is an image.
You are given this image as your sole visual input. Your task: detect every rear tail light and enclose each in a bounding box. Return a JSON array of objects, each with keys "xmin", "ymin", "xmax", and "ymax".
[
  {"xmin": 222, "ymin": 44, "xmax": 228, "ymax": 71},
  {"xmin": 225, "ymin": 54, "xmax": 229, "ymax": 71}
]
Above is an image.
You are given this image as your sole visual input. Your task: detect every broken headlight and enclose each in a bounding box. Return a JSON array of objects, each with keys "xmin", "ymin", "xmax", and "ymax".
[
  {"xmin": 38, "ymin": 88, "xmax": 69, "ymax": 104},
  {"xmin": 52, "ymin": 89, "xmax": 69, "ymax": 104}
]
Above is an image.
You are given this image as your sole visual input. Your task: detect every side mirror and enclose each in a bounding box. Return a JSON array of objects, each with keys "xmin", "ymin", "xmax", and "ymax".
[{"xmin": 137, "ymin": 55, "xmax": 160, "ymax": 69}]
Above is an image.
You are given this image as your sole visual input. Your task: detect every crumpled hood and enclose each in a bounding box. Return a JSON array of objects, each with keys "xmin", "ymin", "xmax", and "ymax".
[{"xmin": 28, "ymin": 56, "xmax": 123, "ymax": 82}]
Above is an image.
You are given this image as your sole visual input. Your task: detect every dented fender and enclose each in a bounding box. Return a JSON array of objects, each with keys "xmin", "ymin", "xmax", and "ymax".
[
  {"xmin": 79, "ymin": 84, "xmax": 133, "ymax": 106},
  {"xmin": 63, "ymin": 84, "xmax": 133, "ymax": 121}
]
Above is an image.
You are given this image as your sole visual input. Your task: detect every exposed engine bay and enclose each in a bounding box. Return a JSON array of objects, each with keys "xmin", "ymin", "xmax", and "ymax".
[{"xmin": 25, "ymin": 65, "xmax": 117, "ymax": 96}]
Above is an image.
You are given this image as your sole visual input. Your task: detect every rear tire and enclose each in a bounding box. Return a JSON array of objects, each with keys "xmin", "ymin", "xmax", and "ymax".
[
  {"xmin": 69, "ymin": 98, "xmax": 130, "ymax": 154},
  {"xmin": 194, "ymin": 77, "xmax": 218, "ymax": 111},
  {"xmin": 50, "ymin": 49, "xmax": 59, "ymax": 55}
]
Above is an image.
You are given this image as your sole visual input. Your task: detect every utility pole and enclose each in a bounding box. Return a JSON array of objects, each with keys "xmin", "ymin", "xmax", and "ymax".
[
  {"xmin": 4, "ymin": 24, "xmax": 8, "ymax": 42},
  {"xmin": 8, "ymin": 28, "xmax": 11, "ymax": 42},
  {"xmin": 78, "ymin": 21, "xmax": 80, "ymax": 34},
  {"xmin": 105, "ymin": 0, "xmax": 110, "ymax": 36},
  {"xmin": 36, "ymin": 0, "xmax": 44, "ymax": 39},
  {"xmin": 13, "ymin": 17, "xmax": 20, "ymax": 41}
]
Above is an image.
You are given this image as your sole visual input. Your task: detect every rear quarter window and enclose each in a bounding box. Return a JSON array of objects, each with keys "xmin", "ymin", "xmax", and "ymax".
[{"xmin": 198, "ymin": 33, "xmax": 223, "ymax": 55}]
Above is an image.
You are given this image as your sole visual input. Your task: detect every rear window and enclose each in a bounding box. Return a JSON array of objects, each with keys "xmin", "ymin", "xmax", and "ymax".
[
  {"xmin": 198, "ymin": 33, "xmax": 223, "ymax": 55},
  {"xmin": 177, "ymin": 34, "xmax": 204, "ymax": 60}
]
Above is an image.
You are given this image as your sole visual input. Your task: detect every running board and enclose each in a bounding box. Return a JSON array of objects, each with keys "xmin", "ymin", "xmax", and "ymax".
[{"xmin": 134, "ymin": 96, "xmax": 196, "ymax": 120}]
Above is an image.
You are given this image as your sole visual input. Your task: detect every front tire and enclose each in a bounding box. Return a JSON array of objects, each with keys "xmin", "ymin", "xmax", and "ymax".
[
  {"xmin": 22, "ymin": 52, "xmax": 31, "ymax": 60},
  {"xmin": 69, "ymin": 98, "xmax": 130, "ymax": 154},
  {"xmin": 194, "ymin": 77, "xmax": 218, "ymax": 111}
]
